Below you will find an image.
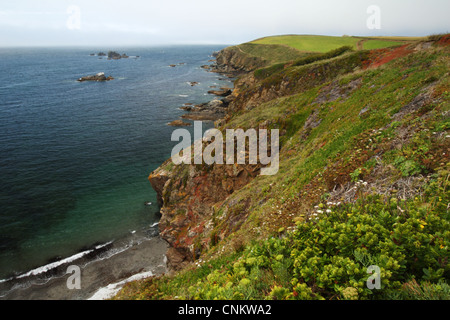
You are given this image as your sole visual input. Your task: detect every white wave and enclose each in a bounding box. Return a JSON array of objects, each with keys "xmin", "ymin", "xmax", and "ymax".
[
  {"xmin": 16, "ymin": 249, "xmax": 93, "ymax": 279},
  {"xmin": 88, "ymin": 270, "xmax": 154, "ymax": 300},
  {"xmin": 13, "ymin": 241, "xmax": 113, "ymax": 280},
  {"xmin": 178, "ymin": 94, "xmax": 189, "ymax": 97},
  {"xmin": 150, "ymin": 222, "xmax": 159, "ymax": 228}
]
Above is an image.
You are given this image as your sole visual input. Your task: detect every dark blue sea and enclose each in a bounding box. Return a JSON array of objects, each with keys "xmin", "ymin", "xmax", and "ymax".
[{"xmin": 0, "ymin": 45, "xmax": 230, "ymax": 288}]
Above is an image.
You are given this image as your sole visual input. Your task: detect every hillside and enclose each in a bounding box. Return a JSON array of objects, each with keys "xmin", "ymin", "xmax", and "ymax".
[{"xmin": 115, "ymin": 34, "xmax": 450, "ymax": 300}]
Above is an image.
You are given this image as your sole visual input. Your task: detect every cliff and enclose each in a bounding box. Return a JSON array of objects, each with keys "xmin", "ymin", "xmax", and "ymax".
[
  {"xmin": 149, "ymin": 36, "xmax": 450, "ymax": 271},
  {"xmin": 127, "ymin": 34, "xmax": 450, "ymax": 300}
]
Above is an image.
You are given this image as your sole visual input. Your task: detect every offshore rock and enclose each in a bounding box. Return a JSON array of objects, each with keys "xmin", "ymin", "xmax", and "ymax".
[{"xmin": 77, "ymin": 72, "xmax": 114, "ymax": 82}]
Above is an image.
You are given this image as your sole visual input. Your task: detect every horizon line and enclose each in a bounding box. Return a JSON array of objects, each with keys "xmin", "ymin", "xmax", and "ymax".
[{"xmin": 0, "ymin": 32, "xmax": 446, "ymax": 49}]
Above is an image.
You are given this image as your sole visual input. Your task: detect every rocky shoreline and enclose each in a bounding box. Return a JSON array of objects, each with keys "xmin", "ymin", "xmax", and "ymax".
[
  {"xmin": 149, "ymin": 47, "xmax": 262, "ymax": 270},
  {"xmin": 0, "ymin": 234, "xmax": 168, "ymax": 300},
  {"xmin": 168, "ymin": 55, "xmax": 239, "ymax": 127}
]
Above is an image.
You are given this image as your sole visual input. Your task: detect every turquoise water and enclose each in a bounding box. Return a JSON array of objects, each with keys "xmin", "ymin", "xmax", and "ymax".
[{"xmin": 0, "ymin": 46, "xmax": 230, "ymax": 280}]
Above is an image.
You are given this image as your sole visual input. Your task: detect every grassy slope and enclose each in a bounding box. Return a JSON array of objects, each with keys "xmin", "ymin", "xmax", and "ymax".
[
  {"xmin": 233, "ymin": 43, "xmax": 311, "ymax": 64},
  {"xmin": 115, "ymin": 37, "xmax": 450, "ymax": 300},
  {"xmin": 362, "ymin": 39, "xmax": 404, "ymax": 50}
]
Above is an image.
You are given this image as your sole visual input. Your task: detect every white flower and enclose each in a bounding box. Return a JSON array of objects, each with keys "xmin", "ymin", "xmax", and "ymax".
[{"xmin": 326, "ymin": 209, "xmax": 332, "ymax": 213}]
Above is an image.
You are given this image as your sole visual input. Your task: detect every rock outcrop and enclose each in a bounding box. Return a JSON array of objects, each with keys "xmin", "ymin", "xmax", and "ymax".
[
  {"xmin": 107, "ymin": 51, "xmax": 128, "ymax": 60},
  {"xmin": 168, "ymin": 120, "xmax": 191, "ymax": 127},
  {"xmin": 149, "ymin": 156, "xmax": 262, "ymax": 270},
  {"xmin": 77, "ymin": 72, "xmax": 114, "ymax": 82},
  {"xmin": 208, "ymin": 87, "xmax": 232, "ymax": 97},
  {"xmin": 209, "ymin": 46, "xmax": 265, "ymax": 77},
  {"xmin": 180, "ymin": 99, "xmax": 228, "ymax": 121}
]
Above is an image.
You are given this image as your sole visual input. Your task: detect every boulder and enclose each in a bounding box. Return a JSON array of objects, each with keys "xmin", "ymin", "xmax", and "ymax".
[{"xmin": 207, "ymin": 88, "xmax": 232, "ymax": 97}]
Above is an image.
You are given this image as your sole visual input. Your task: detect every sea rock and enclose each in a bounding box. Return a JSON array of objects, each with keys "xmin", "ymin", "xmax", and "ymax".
[
  {"xmin": 181, "ymin": 99, "xmax": 226, "ymax": 121},
  {"xmin": 107, "ymin": 51, "xmax": 122, "ymax": 60},
  {"xmin": 168, "ymin": 120, "xmax": 192, "ymax": 127},
  {"xmin": 77, "ymin": 72, "xmax": 114, "ymax": 82},
  {"xmin": 188, "ymin": 82, "xmax": 199, "ymax": 86},
  {"xmin": 207, "ymin": 87, "xmax": 232, "ymax": 97}
]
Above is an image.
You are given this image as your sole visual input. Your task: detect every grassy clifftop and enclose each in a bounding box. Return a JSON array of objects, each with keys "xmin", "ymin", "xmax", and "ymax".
[
  {"xmin": 251, "ymin": 34, "xmax": 424, "ymax": 52},
  {"xmin": 115, "ymin": 34, "xmax": 450, "ymax": 300}
]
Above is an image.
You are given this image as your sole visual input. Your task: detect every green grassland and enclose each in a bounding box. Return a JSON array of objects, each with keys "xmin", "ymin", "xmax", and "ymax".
[
  {"xmin": 114, "ymin": 37, "xmax": 450, "ymax": 300},
  {"xmin": 251, "ymin": 35, "xmax": 362, "ymax": 52},
  {"xmin": 251, "ymin": 34, "xmax": 420, "ymax": 52}
]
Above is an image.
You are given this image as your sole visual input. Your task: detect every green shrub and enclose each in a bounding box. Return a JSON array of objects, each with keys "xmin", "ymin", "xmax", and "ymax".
[
  {"xmin": 172, "ymin": 169, "xmax": 449, "ymax": 300},
  {"xmin": 394, "ymin": 156, "xmax": 424, "ymax": 177}
]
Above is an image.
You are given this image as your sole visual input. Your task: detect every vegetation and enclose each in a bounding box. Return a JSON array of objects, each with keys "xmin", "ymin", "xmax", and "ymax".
[
  {"xmin": 362, "ymin": 40, "xmax": 404, "ymax": 50},
  {"xmin": 116, "ymin": 172, "xmax": 449, "ymax": 300},
  {"xmin": 115, "ymin": 35, "xmax": 450, "ymax": 300},
  {"xmin": 230, "ymin": 42, "xmax": 311, "ymax": 66},
  {"xmin": 251, "ymin": 35, "xmax": 362, "ymax": 53}
]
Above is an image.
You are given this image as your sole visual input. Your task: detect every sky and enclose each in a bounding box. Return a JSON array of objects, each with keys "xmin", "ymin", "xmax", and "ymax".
[{"xmin": 0, "ymin": 0, "xmax": 449, "ymax": 47}]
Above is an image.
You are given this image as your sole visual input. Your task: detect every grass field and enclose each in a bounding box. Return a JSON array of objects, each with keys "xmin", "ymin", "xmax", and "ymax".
[
  {"xmin": 251, "ymin": 34, "xmax": 422, "ymax": 53},
  {"xmin": 251, "ymin": 35, "xmax": 361, "ymax": 53}
]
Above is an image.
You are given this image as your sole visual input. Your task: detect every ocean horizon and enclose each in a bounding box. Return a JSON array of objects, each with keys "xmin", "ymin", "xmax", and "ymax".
[{"xmin": 0, "ymin": 45, "xmax": 231, "ymax": 296}]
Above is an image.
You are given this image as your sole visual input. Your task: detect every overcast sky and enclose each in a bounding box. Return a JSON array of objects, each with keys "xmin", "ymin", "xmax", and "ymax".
[{"xmin": 0, "ymin": 0, "xmax": 449, "ymax": 47}]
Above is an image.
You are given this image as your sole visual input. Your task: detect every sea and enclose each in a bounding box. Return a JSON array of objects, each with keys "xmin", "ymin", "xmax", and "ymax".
[{"xmin": 0, "ymin": 45, "xmax": 232, "ymax": 298}]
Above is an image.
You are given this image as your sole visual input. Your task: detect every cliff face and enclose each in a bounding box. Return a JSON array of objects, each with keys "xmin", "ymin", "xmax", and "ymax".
[
  {"xmin": 149, "ymin": 160, "xmax": 261, "ymax": 270},
  {"xmin": 210, "ymin": 46, "xmax": 266, "ymax": 77}
]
